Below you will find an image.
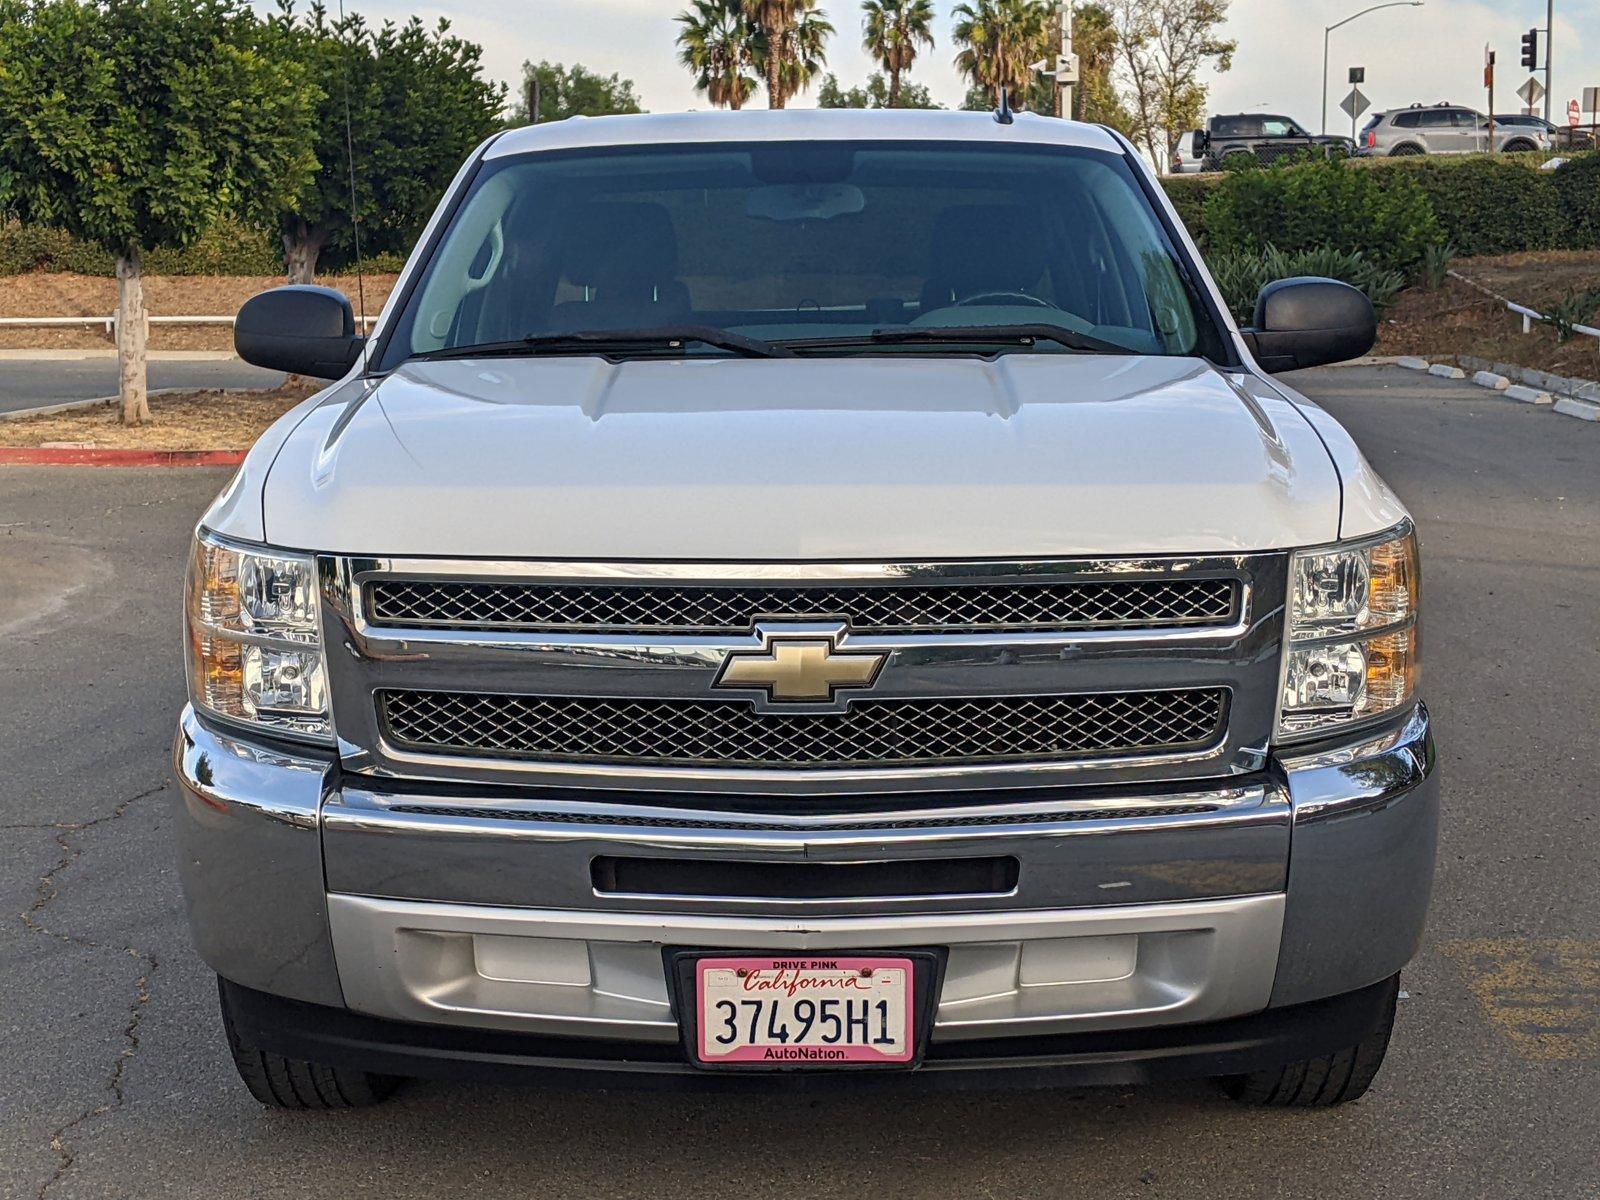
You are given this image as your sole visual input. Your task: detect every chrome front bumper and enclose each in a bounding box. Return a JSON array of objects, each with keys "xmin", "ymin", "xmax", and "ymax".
[{"xmin": 172, "ymin": 704, "xmax": 1437, "ymax": 1046}]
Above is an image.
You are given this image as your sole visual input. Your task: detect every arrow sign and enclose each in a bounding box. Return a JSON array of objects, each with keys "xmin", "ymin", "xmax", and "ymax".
[
  {"xmin": 1341, "ymin": 87, "xmax": 1371, "ymax": 121},
  {"xmin": 1519, "ymin": 76, "xmax": 1546, "ymax": 107}
]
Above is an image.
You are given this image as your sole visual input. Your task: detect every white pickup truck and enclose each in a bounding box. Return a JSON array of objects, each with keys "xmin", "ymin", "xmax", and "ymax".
[{"xmin": 175, "ymin": 109, "xmax": 1436, "ymax": 1109}]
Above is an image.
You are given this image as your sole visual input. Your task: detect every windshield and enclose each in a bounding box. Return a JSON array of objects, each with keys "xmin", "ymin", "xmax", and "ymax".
[{"xmin": 376, "ymin": 139, "xmax": 1226, "ymax": 369}]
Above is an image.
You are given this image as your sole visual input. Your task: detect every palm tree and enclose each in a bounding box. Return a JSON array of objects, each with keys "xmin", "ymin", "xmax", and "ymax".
[
  {"xmin": 676, "ymin": 0, "xmax": 758, "ymax": 110},
  {"xmin": 742, "ymin": 0, "xmax": 832, "ymax": 108},
  {"xmin": 862, "ymin": 0, "xmax": 935, "ymax": 109},
  {"xmin": 951, "ymin": 0, "xmax": 1051, "ymax": 108}
]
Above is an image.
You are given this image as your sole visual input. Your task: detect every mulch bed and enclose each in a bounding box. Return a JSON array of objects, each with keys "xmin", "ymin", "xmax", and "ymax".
[
  {"xmin": 0, "ymin": 382, "xmax": 318, "ymax": 450},
  {"xmin": 1376, "ymin": 251, "xmax": 1600, "ymax": 379}
]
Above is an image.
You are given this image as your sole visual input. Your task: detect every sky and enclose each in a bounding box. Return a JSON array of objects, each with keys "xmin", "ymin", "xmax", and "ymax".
[{"xmin": 297, "ymin": 0, "xmax": 1600, "ymax": 131}]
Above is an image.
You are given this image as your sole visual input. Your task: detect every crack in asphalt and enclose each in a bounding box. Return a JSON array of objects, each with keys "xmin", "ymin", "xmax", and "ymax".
[{"xmin": 20, "ymin": 781, "xmax": 167, "ymax": 1200}]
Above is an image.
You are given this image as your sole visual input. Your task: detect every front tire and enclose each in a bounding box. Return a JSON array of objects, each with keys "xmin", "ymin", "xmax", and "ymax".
[
  {"xmin": 219, "ymin": 978, "xmax": 402, "ymax": 1109},
  {"xmin": 1220, "ymin": 975, "xmax": 1399, "ymax": 1107}
]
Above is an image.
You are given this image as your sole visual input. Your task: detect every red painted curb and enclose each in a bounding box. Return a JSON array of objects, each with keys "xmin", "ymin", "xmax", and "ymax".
[{"xmin": 0, "ymin": 447, "xmax": 246, "ymax": 468}]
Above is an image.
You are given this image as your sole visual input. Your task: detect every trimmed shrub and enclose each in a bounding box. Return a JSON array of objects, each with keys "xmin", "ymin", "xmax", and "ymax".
[
  {"xmin": 1165, "ymin": 151, "xmax": 1600, "ymax": 258},
  {"xmin": 1, "ymin": 217, "xmax": 280, "ymax": 276},
  {"xmin": 1552, "ymin": 154, "xmax": 1600, "ymax": 251},
  {"xmin": 1199, "ymin": 157, "xmax": 1441, "ymax": 273},
  {"xmin": 1206, "ymin": 245, "xmax": 1406, "ymax": 323},
  {"xmin": 1161, "ymin": 175, "xmax": 1216, "ymax": 239},
  {"xmin": 1374, "ymin": 156, "xmax": 1565, "ymax": 257}
]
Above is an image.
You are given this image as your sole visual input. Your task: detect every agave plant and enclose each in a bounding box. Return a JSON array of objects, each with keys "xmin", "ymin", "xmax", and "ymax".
[{"xmin": 1208, "ymin": 246, "xmax": 1407, "ymax": 324}]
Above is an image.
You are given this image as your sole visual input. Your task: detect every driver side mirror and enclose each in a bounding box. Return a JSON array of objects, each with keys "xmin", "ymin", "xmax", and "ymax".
[
  {"xmin": 1242, "ymin": 277, "xmax": 1377, "ymax": 373},
  {"xmin": 235, "ymin": 285, "xmax": 366, "ymax": 380}
]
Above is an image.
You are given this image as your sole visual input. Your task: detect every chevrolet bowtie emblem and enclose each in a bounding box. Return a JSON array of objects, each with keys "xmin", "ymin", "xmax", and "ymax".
[{"xmin": 714, "ymin": 635, "xmax": 885, "ymax": 704}]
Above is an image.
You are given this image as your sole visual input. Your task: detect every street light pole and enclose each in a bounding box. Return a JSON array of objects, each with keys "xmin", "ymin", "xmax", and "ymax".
[
  {"xmin": 1322, "ymin": 2, "xmax": 1426, "ymax": 135},
  {"xmin": 1544, "ymin": 0, "xmax": 1553, "ymax": 123}
]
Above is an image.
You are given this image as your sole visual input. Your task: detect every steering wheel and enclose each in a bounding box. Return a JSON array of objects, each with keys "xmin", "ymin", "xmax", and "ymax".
[{"xmin": 954, "ymin": 291, "xmax": 1051, "ymax": 309}]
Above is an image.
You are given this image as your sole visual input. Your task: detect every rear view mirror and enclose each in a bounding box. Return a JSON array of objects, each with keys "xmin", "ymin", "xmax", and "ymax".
[
  {"xmin": 235, "ymin": 285, "xmax": 365, "ymax": 380},
  {"xmin": 746, "ymin": 183, "xmax": 866, "ymax": 222},
  {"xmin": 1243, "ymin": 277, "xmax": 1377, "ymax": 373}
]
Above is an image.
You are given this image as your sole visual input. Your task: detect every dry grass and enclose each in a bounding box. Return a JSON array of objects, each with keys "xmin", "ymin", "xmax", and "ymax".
[
  {"xmin": 1376, "ymin": 251, "xmax": 1600, "ymax": 378},
  {"xmin": 0, "ymin": 382, "xmax": 318, "ymax": 449}
]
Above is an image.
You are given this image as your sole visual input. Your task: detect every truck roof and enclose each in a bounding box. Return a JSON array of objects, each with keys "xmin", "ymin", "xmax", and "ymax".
[{"xmin": 485, "ymin": 108, "xmax": 1127, "ymax": 160}]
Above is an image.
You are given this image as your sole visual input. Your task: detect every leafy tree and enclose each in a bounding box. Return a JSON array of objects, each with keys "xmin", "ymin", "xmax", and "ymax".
[
  {"xmin": 677, "ymin": 0, "xmax": 759, "ymax": 109},
  {"xmin": 862, "ymin": 0, "xmax": 935, "ymax": 109},
  {"xmin": 817, "ymin": 72, "xmax": 940, "ymax": 109},
  {"xmin": 743, "ymin": 0, "xmax": 833, "ymax": 108},
  {"xmin": 958, "ymin": 3, "xmax": 1135, "ymax": 128},
  {"xmin": 269, "ymin": 3, "xmax": 505, "ymax": 284},
  {"xmin": 952, "ymin": 0, "xmax": 1052, "ymax": 109},
  {"xmin": 1105, "ymin": 0, "xmax": 1235, "ymax": 170},
  {"xmin": 0, "ymin": 0, "xmax": 317, "ymax": 424},
  {"xmin": 1069, "ymin": 3, "xmax": 1135, "ymax": 128},
  {"xmin": 511, "ymin": 60, "xmax": 644, "ymax": 124}
]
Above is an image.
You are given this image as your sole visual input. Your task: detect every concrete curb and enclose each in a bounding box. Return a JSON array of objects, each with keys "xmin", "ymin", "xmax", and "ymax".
[
  {"xmin": 1395, "ymin": 354, "xmax": 1600, "ymax": 425},
  {"xmin": 0, "ymin": 446, "xmax": 246, "ymax": 467},
  {"xmin": 1553, "ymin": 397, "xmax": 1600, "ymax": 422},
  {"xmin": 1504, "ymin": 385, "xmax": 1554, "ymax": 405}
]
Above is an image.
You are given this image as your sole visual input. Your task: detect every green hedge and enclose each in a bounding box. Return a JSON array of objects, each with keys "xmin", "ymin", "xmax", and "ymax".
[
  {"xmin": 0, "ymin": 217, "xmax": 280, "ymax": 275},
  {"xmin": 1162, "ymin": 151, "xmax": 1600, "ymax": 259},
  {"xmin": 1198, "ymin": 157, "xmax": 1440, "ymax": 273}
]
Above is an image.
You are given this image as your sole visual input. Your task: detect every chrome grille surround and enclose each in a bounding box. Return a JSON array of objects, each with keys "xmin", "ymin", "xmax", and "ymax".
[
  {"xmin": 366, "ymin": 576, "xmax": 1240, "ymax": 634},
  {"xmin": 320, "ymin": 554, "xmax": 1288, "ymax": 797},
  {"xmin": 379, "ymin": 687, "xmax": 1229, "ymax": 769}
]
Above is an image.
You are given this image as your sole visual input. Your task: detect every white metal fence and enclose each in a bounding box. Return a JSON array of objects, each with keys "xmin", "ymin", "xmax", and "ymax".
[{"xmin": 0, "ymin": 314, "xmax": 379, "ymax": 333}]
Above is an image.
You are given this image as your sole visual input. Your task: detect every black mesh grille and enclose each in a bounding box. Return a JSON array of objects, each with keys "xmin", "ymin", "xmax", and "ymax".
[
  {"xmin": 378, "ymin": 688, "xmax": 1228, "ymax": 770},
  {"xmin": 365, "ymin": 577, "xmax": 1239, "ymax": 634}
]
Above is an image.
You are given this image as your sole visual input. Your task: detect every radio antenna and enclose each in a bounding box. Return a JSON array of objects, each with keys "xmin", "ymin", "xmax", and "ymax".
[{"xmin": 336, "ymin": 0, "xmax": 369, "ymax": 369}]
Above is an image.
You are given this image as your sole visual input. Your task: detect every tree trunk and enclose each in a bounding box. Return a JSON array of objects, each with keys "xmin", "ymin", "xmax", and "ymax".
[
  {"xmin": 115, "ymin": 249, "xmax": 150, "ymax": 426},
  {"xmin": 766, "ymin": 34, "xmax": 785, "ymax": 108},
  {"xmin": 282, "ymin": 222, "xmax": 329, "ymax": 286},
  {"xmin": 888, "ymin": 67, "xmax": 902, "ymax": 108}
]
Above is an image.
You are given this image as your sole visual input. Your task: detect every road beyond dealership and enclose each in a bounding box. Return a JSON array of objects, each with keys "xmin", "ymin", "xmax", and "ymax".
[{"xmin": 1, "ymin": 364, "xmax": 1595, "ymax": 1199}]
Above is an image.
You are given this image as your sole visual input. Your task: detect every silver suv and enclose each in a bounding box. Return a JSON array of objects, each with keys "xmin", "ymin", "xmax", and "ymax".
[{"xmin": 1359, "ymin": 103, "xmax": 1548, "ymax": 156}]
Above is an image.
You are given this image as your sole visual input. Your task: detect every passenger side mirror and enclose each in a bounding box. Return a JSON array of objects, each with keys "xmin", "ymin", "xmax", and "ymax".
[
  {"xmin": 235, "ymin": 285, "xmax": 365, "ymax": 380},
  {"xmin": 1242, "ymin": 277, "xmax": 1377, "ymax": 373}
]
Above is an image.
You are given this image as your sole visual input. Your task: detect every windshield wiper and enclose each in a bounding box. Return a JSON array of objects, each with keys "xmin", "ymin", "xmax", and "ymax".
[
  {"xmin": 778, "ymin": 324, "xmax": 1129, "ymax": 356},
  {"xmin": 409, "ymin": 325, "xmax": 792, "ymax": 363}
]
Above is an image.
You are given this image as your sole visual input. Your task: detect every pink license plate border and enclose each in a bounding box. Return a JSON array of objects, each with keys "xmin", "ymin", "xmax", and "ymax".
[{"xmin": 693, "ymin": 955, "xmax": 918, "ymax": 1066}]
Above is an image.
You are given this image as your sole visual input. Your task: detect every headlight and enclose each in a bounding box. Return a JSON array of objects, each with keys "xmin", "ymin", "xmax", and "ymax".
[
  {"xmin": 185, "ymin": 530, "xmax": 331, "ymax": 742},
  {"xmin": 1279, "ymin": 523, "xmax": 1419, "ymax": 739}
]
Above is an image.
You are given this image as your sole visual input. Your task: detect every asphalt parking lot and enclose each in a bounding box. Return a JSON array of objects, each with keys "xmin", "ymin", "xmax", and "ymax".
[
  {"xmin": 0, "ymin": 355, "xmax": 284, "ymax": 415},
  {"xmin": 1, "ymin": 364, "xmax": 1596, "ymax": 1199}
]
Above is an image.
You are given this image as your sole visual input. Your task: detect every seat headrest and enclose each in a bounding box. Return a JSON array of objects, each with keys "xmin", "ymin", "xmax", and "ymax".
[
  {"xmin": 555, "ymin": 202, "xmax": 680, "ymax": 286},
  {"xmin": 925, "ymin": 204, "xmax": 1046, "ymax": 301}
]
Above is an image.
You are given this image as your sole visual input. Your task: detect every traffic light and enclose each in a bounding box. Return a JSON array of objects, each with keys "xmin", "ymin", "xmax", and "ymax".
[{"xmin": 1521, "ymin": 28, "xmax": 1539, "ymax": 71}]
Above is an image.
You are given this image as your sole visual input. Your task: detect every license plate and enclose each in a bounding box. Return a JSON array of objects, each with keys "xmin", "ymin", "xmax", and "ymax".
[{"xmin": 694, "ymin": 955, "xmax": 916, "ymax": 1066}]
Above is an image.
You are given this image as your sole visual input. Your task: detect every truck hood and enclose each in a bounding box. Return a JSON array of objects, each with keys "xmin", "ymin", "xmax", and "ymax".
[{"xmin": 259, "ymin": 354, "xmax": 1341, "ymax": 559}]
